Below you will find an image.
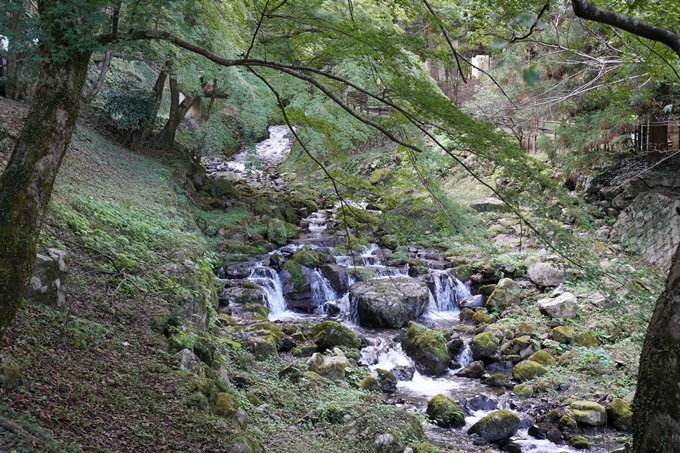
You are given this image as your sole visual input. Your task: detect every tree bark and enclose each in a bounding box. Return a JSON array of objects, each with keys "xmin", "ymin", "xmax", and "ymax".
[
  {"xmin": 0, "ymin": 45, "xmax": 91, "ymax": 341},
  {"xmin": 155, "ymin": 75, "xmax": 197, "ymax": 149},
  {"xmin": 83, "ymin": 49, "xmax": 113, "ymax": 104},
  {"xmin": 633, "ymin": 250, "xmax": 680, "ymax": 452},
  {"xmin": 130, "ymin": 69, "xmax": 167, "ymax": 149}
]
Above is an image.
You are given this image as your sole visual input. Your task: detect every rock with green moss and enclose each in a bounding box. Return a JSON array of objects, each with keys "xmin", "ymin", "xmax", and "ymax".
[
  {"xmin": 512, "ymin": 360, "xmax": 547, "ymax": 382},
  {"xmin": 360, "ymin": 376, "xmax": 380, "ymax": 391},
  {"xmin": 426, "ymin": 394, "xmax": 466, "ymax": 428},
  {"xmin": 267, "ymin": 218, "xmax": 289, "ymax": 245},
  {"xmin": 245, "ymin": 336, "xmax": 278, "ymax": 360},
  {"xmin": 215, "ymin": 392, "xmax": 240, "ymax": 417},
  {"xmin": 550, "ymin": 326, "xmax": 576, "ymax": 344},
  {"xmin": 516, "ymin": 322, "xmax": 534, "ymax": 337},
  {"xmin": 574, "ymin": 330, "xmax": 599, "ymax": 348},
  {"xmin": 402, "ymin": 322, "xmax": 449, "ymax": 376},
  {"xmin": 244, "ymin": 304, "xmax": 270, "ymax": 318},
  {"xmin": 482, "ymin": 373, "xmax": 508, "ymax": 388},
  {"xmin": 306, "ymin": 352, "xmax": 352, "ymax": 380},
  {"xmin": 567, "ymin": 401, "xmax": 607, "ymax": 426},
  {"xmin": 467, "ymin": 410, "xmax": 520, "ymax": 442},
  {"xmin": 607, "ymin": 398, "xmax": 633, "ymax": 431},
  {"xmin": 570, "ymin": 435, "xmax": 590, "ymax": 449},
  {"xmin": 513, "ymin": 383, "xmax": 533, "ymax": 397},
  {"xmin": 470, "ymin": 331, "xmax": 499, "ymax": 360},
  {"xmin": 528, "ymin": 349, "xmax": 556, "ymax": 366},
  {"xmin": 308, "ymin": 320, "xmax": 361, "ymax": 351},
  {"xmin": 415, "ymin": 442, "xmax": 439, "ymax": 453},
  {"xmin": 485, "ymin": 278, "xmax": 521, "ymax": 311},
  {"xmin": 376, "ymin": 369, "xmax": 398, "ymax": 393},
  {"xmin": 558, "ymin": 415, "xmax": 579, "ymax": 439},
  {"xmin": 350, "ymin": 276, "xmax": 430, "ymax": 328},
  {"xmin": 472, "ymin": 310, "xmax": 492, "ymax": 325},
  {"xmin": 292, "ymin": 343, "xmax": 317, "ymax": 357},
  {"xmin": 456, "ymin": 360, "xmax": 485, "ymax": 378},
  {"xmin": 0, "ymin": 357, "xmax": 22, "ymax": 389},
  {"xmin": 292, "ymin": 246, "xmax": 321, "ymax": 268},
  {"xmin": 460, "ymin": 308, "xmax": 475, "ymax": 323}
]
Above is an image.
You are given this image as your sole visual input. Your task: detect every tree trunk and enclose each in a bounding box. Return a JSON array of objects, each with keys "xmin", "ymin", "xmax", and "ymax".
[
  {"xmin": 155, "ymin": 75, "xmax": 197, "ymax": 149},
  {"xmin": 633, "ymin": 251, "xmax": 680, "ymax": 452},
  {"xmin": 131, "ymin": 69, "xmax": 167, "ymax": 149},
  {"xmin": 0, "ymin": 45, "xmax": 91, "ymax": 342},
  {"xmin": 83, "ymin": 49, "xmax": 113, "ymax": 104},
  {"xmin": 4, "ymin": 4, "xmax": 26, "ymax": 101}
]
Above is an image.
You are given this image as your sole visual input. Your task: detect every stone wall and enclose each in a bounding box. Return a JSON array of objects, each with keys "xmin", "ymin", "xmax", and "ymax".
[{"xmin": 613, "ymin": 192, "xmax": 680, "ymax": 272}]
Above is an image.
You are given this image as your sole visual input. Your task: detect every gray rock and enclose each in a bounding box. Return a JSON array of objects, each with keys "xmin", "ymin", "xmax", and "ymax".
[
  {"xmin": 24, "ymin": 248, "xmax": 69, "ymax": 309},
  {"xmin": 485, "ymin": 278, "xmax": 521, "ymax": 310},
  {"xmin": 467, "ymin": 410, "xmax": 520, "ymax": 442},
  {"xmin": 528, "ymin": 262, "xmax": 566, "ymax": 287},
  {"xmin": 459, "ymin": 294, "xmax": 484, "ymax": 308},
  {"xmin": 537, "ymin": 292, "xmax": 578, "ymax": 319},
  {"xmin": 320, "ymin": 263, "xmax": 349, "ymax": 294},
  {"xmin": 469, "ymin": 197, "xmax": 510, "ymax": 213},
  {"xmin": 177, "ymin": 349, "xmax": 201, "ymax": 373},
  {"xmin": 567, "ymin": 401, "xmax": 607, "ymax": 426},
  {"xmin": 349, "ymin": 276, "xmax": 430, "ymax": 328},
  {"xmin": 374, "ymin": 433, "xmax": 402, "ymax": 453},
  {"xmin": 456, "ymin": 360, "xmax": 485, "ymax": 378}
]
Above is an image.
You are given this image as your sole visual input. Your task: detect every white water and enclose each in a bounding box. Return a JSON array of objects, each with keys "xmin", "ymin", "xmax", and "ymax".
[
  {"xmin": 431, "ymin": 271, "xmax": 471, "ymax": 312},
  {"xmin": 310, "ymin": 269, "xmax": 338, "ymax": 306},
  {"xmin": 457, "ymin": 340, "xmax": 473, "ymax": 368},
  {"xmin": 247, "ymin": 266, "xmax": 298, "ymax": 319}
]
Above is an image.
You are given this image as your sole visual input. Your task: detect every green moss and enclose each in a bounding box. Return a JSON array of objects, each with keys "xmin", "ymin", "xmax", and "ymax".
[
  {"xmin": 482, "ymin": 373, "xmax": 508, "ymax": 388},
  {"xmin": 470, "ymin": 331, "xmax": 499, "ymax": 358},
  {"xmin": 512, "ymin": 360, "xmax": 547, "ymax": 382},
  {"xmin": 426, "ymin": 394, "xmax": 465, "ymax": 428},
  {"xmin": 574, "ymin": 330, "xmax": 599, "ymax": 348},
  {"xmin": 215, "ymin": 392, "xmax": 240, "ymax": 417},
  {"xmin": 467, "ymin": 410, "xmax": 520, "ymax": 442},
  {"xmin": 283, "ymin": 260, "xmax": 306, "ymax": 290},
  {"xmin": 551, "ymin": 326, "xmax": 576, "ymax": 344},
  {"xmin": 0, "ymin": 358, "xmax": 22, "ymax": 388},
  {"xmin": 369, "ymin": 168, "xmax": 392, "ymax": 185},
  {"xmin": 472, "ymin": 310, "xmax": 492, "ymax": 325},
  {"xmin": 607, "ymin": 398, "xmax": 633, "ymax": 431},
  {"xmin": 292, "ymin": 343, "xmax": 317, "ymax": 357},
  {"xmin": 267, "ymin": 218, "xmax": 288, "ymax": 245},
  {"xmin": 512, "ymin": 383, "xmax": 533, "ymax": 397},
  {"xmin": 570, "ymin": 436, "xmax": 590, "ymax": 449},
  {"xmin": 244, "ymin": 304, "xmax": 270, "ymax": 318},
  {"xmin": 292, "ymin": 246, "xmax": 321, "ymax": 268},
  {"xmin": 528, "ymin": 349, "xmax": 556, "ymax": 366},
  {"xmin": 308, "ymin": 320, "xmax": 361, "ymax": 351},
  {"xmin": 403, "ymin": 322, "xmax": 449, "ymax": 376},
  {"xmin": 459, "ymin": 307, "xmax": 475, "ymax": 322},
  {"xmin": 303, "ymin": 199, "xmax": 318, "ymax": 212},
  {"xmin": 360, "ymin": 376, "xmax": 380, "ymax": 391}
]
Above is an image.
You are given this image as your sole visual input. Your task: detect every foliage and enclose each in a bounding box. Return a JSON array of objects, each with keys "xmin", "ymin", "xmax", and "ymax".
[{"xmin": 101, "ymin": 78, "xmax": 155, "ymax": 132}]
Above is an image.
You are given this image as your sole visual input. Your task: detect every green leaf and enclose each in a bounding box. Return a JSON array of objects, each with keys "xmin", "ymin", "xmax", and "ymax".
[{"xmin": 522, "ymin": 68, "xmax": 540, "ymax": 87}]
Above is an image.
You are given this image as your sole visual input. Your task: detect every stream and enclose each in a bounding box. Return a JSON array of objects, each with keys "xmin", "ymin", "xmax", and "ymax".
[{"xmin": 214, "ymin": 126, "xmax": 612, "ymax": 453}]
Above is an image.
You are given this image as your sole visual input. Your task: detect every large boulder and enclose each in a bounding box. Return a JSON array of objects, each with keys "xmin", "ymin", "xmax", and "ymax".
[
  {"xmin": 607, "ymin": 398, "xmax": 633, "ymax": 431},
  {"xmin": 306, "ymin": 352, "xmax": 352, "ymax": 380},
  {"xmin": 512, "ymin": 360, "xmax": 547, "ymax": 382},
  {"xmin": 469, "ymin": 197, "xmax": 509, "ymax": 213},
  {"xmin": 350, "ymin": 276, "xmax": 430, "ymax": 328},
  {"xmin": 528, "ymin": 262, "xmax": 566, "ymax": 287},
  {"xmin": 485, "ymin": 278, "xmax": 521, "ymax": 311},
  {"xmin": 426, "ymin": 394, "xmax": 465, "ymax": 428},
  {"xmin": 402, "ymin": 322, "xmax": 449, "ymax": 376},
  {"xmin": 537, "ymin": 292, "xmax": 578, "ymax": 319},
  {"xmin": 550, "ymin": 325, "xmax": 576, "ymax": 344},
  {"xmin": 320, "ymin": 263, "xmax": 349, "ymax": 294},
  {"xmin": 215, "ymin": 392, "xmax": 240, "ymax": 417},
  {"xmin": 467, "ymin": 410, "xmax": 520, "ymax": 442},
  {"xmin": 567, "ymin": 401, "xmax": 607, "ymax": 426},
  {"xmin": 24, "ymin": 248, "xmax": 69, "ymax": 309},
  {"xmin": 456, "ymin": 360, "xmax": 485, "ymax": 378},
  {"xmin": 470, "ymin": 331, "xmax": 500, "ymax": 361},
  {"xmin": 308, "ymin": 320, "xmax": 361, "ymax": 351}
]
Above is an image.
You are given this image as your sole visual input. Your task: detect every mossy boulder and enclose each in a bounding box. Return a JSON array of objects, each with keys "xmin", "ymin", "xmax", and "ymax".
[
  {"xmin": 244, "ymin": 304, "xmax": 270, "ymax": 318},
  {"xmin": 574, "ymin": 330, "xmax": 599, "ymax": 348},
  {"xmin": 292, "ymin": 343, "xmax": 317, "ymax": 357},
  {"xmin": 485, "ymin": 278, "xmax": 521, "ymax": 311},
  {"xmin": 470, "ymin": 331, "xmax": 499, "ymax": 360},
  {"xmin": 308, "ymin": 320, "xmax": 361, "ymax": 351},
  {"xmin": 570, "ymin": 435, "xmax": 590, "ymax": 449},
  {"xmin": 245, "ymin": 336, "xmax": 278, "ymax": 360},
  {"xmin": 292, "ymin": 247, "xmax": 321, "ymax": 268},
  {"xmin": 456, "ymin": 360, "xmax": 485, "ymax": 378},
  {"xmin": 512, "ymin": 360, "xmax": 547, "ymax": 382},
  {"xmin": 370, "ymin": 168, "xmax": 392, "ymax": 185},
  {"xmin": 360, "ymin": 376, "xmax": 380, "ymax": 391},
  {"xmin": 528, "ymin": 349, "xmax": 556, "ymax": 366},
  {"xmin": 376, "ymin": 369, "xmax": 398, "ymax": 393},
  {"xmin": 0, "ymin": 358, "xmax": 22, "ymax": 389},
  {"xmin": 516, "ymin": 322, "xmax": 534, "ymax": 337},
  {"xmin": 459, "ymin": 307, "xmax": 475, "ymax": 323},
  {"xmin": 607, "ymin": 398, "xmax": 633, "ymax": 431},
  {"xmin": 558, "ymin": 415, "xmax": 580, "ymax": 439},
  {"xmin": 513, "ymin": 383, "xmax": 533, "ymax": 397},
  {"xmin": 266, "ymin": 218, "xmax": 289, "ymax": 245},
  {"xmin": 306, "ymin": 352, "xmax": 352, "ymax": 380},
  {"xmin": 402, "ymin": 322, "xmax": 449, "ymax": 376},
  {"xmin": 350, "ymin": 276, "xmax": 430, "ymax": 328},
  {"xmin": 472, "ymin": 310, "xmax": 492, "ymax": 325},
  {"xmin": 481, "ymin": 373, "xmax": 509, "ymax": 388},
  {"xmin": 567, "ymin": 401, "xmax": 607, "ymax": 426},
  {"xmin": 282, "ymin": 260, "xmax": 306, "ymax": 290},
  {"xmin": 550, "ymin": 326, "xmax": 576, "ymax": 344},
  {"xmin": 215, "ymin": 392, "xmax": 240, "ymax": 417},
  {"xmin": 467, "ymin": 410, "xmax": 520, "ymax": 442},
  {"xmin": 426, "ymin": 394, "xmax": 466, "ymax": 428}
]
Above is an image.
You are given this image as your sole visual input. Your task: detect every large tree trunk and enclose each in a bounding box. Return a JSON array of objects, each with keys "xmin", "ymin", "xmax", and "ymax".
[
  {"xmin": 155, "ymin": 75, "xmax": 197, "ymax": 149},
  {"xmin": 0, "ymin": 46, "xmax": 91, "ymax": 342},
  {"xmin": 130, "ymin": 69, "xmax": 167, "ymax": 150},
  {"xmin": 633, "ymin": 252, "xmax": 680, "ymax": 452}
]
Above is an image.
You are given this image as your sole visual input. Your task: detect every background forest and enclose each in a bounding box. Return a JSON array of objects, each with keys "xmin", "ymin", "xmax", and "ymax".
[{"xmin": 1, "ymin": 0, "xmax": 680, "ymax": 452}]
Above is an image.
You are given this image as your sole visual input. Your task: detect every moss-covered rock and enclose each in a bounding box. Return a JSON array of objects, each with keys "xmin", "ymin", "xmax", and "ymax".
[
  {"xmin": 402, "ymin": 322, "xmax": 449, "ymax": 376},
  {"xmin": 472, "ymin": 310, "xmax": 492, "ymax": 325},
  {"xmin": 215, "ymin": 392, "xmax": 240, "ymax": 417},
  {"xmin": 267, "ymin": 218, "xmax": 288, "ymax": 245},
  {"xmin": 245, "ymin": 335, "xmax": 278, "ymax": 360},
  {"xmin": 481, "ymin": 373, "xmax": 509, "ymax": 388},
  {"xmin": 292, "ymin": 343, "xmax": 317, "ymax": 357},
  {"xmin": 485, "ymin": 278, "xmax": 521, "ymax": 311},
  {"xmin": 244, "ymin": 303, "xmax": 270, "ymax": 318},
  {"xmin": 516, "ymin": 322, "xmax": 534, "ymax": 337},
  {"xmin": 550, "ymin": 325, "xmax": 576, "ymax": 344},
  {"xmin": 528, "ymin": 349, "xmax": 556, "ymax": 366},
  {"xmin": 0, "ymin": 358, "xmax": 22, "ymax": 389},
  {"xmin": 292, "ymin": 246, "xmax": 321, "ymax": 268},
  {"xmin": 350, "ymin": 276, "xmax": 430, "ymax": 328},
  {"xmin": 558, "ymin": 415, "xmax": 580, "ymax": 439},
  {"xmin": 570, "ymin": 435, "xmax": 590, "ymax": 449},
  {"xmin": 308, "ymin": 320, "xmax": 361, "ymax": 351},
  {"xmin": 283, "ymin": 260, "xmax": 306, "ymax": 290},
  {"xmin": 574, "ymin": 330, "xmax": 599, "ymax": 348},
  {"xmin": 426, "ymin": 394, "xmax": 466, "ymax": 428},
  {"xmin": 360, "ymin": 376, "xmax": 380, "ymax": 391},
  {"xmin": 567, "ymin": 401, "xmax": 607, "ymax": 426},
  {"xmin": 370, "ymin": 168, "xmax": 392, "ymax": 185},
  {"xmin": 470, "ymin": 331, "xmax": 499, "ymax": 360},
  {"xmin": 376, "ymin": 369, "xmax": 398, "ymax": 393},
  {"xmin": 607, "ymin": 398, "xmax": 633, "ymax": 431},
  {"xmin": 512, "ymin": 360, "xmax": 547, "ymax": 382},
  {"xmin": 513, "ymin": 383, "xmax": 533, "ymax": 397},
  {"xmin": 467, "ymin": 410, "xmax": 520, "ymax": 442},
  {"xmin": 306, "ymin": 352, "xmax": 352, "ymax": 380}
]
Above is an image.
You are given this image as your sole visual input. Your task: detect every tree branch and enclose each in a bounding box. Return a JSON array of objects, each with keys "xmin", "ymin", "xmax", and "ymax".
[{"xmin": 571, "ymin": 0, "xmax": 680, "ymax": 59}]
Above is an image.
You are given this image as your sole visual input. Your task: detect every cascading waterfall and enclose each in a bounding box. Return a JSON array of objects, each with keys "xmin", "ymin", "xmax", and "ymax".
[
  {"xmin": 248, "ymin": 266, "xmax": 287, "ymax": 317},
  {"xmin": 309, "ymin": 269, "xmax": 338, "ymax": 306},
  {"xmin": 431, "ymin": 271, "xmax": 471, "ymax": 312},
  {"xmin": 457, "ymin": 339, "xmax": 473, "ymax": 368}
]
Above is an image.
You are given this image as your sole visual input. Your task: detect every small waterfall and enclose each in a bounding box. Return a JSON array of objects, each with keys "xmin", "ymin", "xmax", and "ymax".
[
  {"xmin": 309, "ymin": 269, "xmax": 338, "ymax": 306},
  {"xmin": 248, "ymin": 266, "xmax": 287, "ymax": 317},
  {"xmin": 457, "ymin": 339, "xmax": 473, "ymax": 368},
  {"xmin": 359, "ymin": 336, "xmax": 415, "ymax": 381},
  {"xmin": 431, "ymin": 271, "xmax": 471, "ymax": 312}
]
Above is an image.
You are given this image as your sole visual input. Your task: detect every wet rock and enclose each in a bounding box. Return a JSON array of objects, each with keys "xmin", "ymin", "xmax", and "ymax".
[
  {"xmin": 459, "ymin": 294, "xmax": 484, "ymax": 308},
  {"xmin": 25, "ymin": 248, "xmax": 69, "ymax": 309},
  {"xmin": 485, "ymin": 360, "xmax": 513, "ymax": 376},
  {"xmin": 426, "ymin": 394, "xmax": 465, "ymax": 428},
  {"xmin": 607, "ymin": 398, "xmax": 633, "ymax": 431},
  {"xmin": 458, "ymin": 395, "xmax": 498, "ymax": 413},
  {"xmin": 456, "ymin": 360, "xmax": 485, "ymax": 378},
  {"xmin": 467, "ymin": 410, "xmax": 520, "ymax": 442},
  {"xmin": 512, "ymin": 360, "xmax": 547, "ymax": 382},
  {"xmin": 481, "ymin": 373, "xmax": 509, "ymax": 388},
  {"xmin": 350, "ymin": 276, "xmax": 430, "ymax": 328},
  {"xmin": 528, "ymin": 422, "xmax": 563, "ymax": 443},
  {"xmin": 402, "ymin": 322, "xmax": 449, "ymax": 376},
  {"xmin": 470, "ymin": 331, "xmax": 500, "ymax": 360},
  {"xmin": 567, "ymin": 401, "xmax": 607, "ymax": 426},
  {"xmin": 376, "ymin": 369, "xmax": 398, "ymax": 393},
  {"xmin": 446, "ymin": 338, "xmax": 464, "ymax": 358},
  {"xmin": 537, "ymin": 292, "xmax": 578, "ymax": 319},
  {"xmin": 485, "ymin": 278, "xmax": 521, "ymax": 311},
  {"xmin": 308, "ymin": 320, "xmax": 361, "ymax": 351},
  {"xmin": 320, "ymin": 263, "xmax": 349, "ymax": 294},
  {"xmin": 558, "ymin": 415, "xmax": 579, "ymax": 439},
  {"xmin": 528, "ymin": 262, "xmax": 566, "ymax": 287}
]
